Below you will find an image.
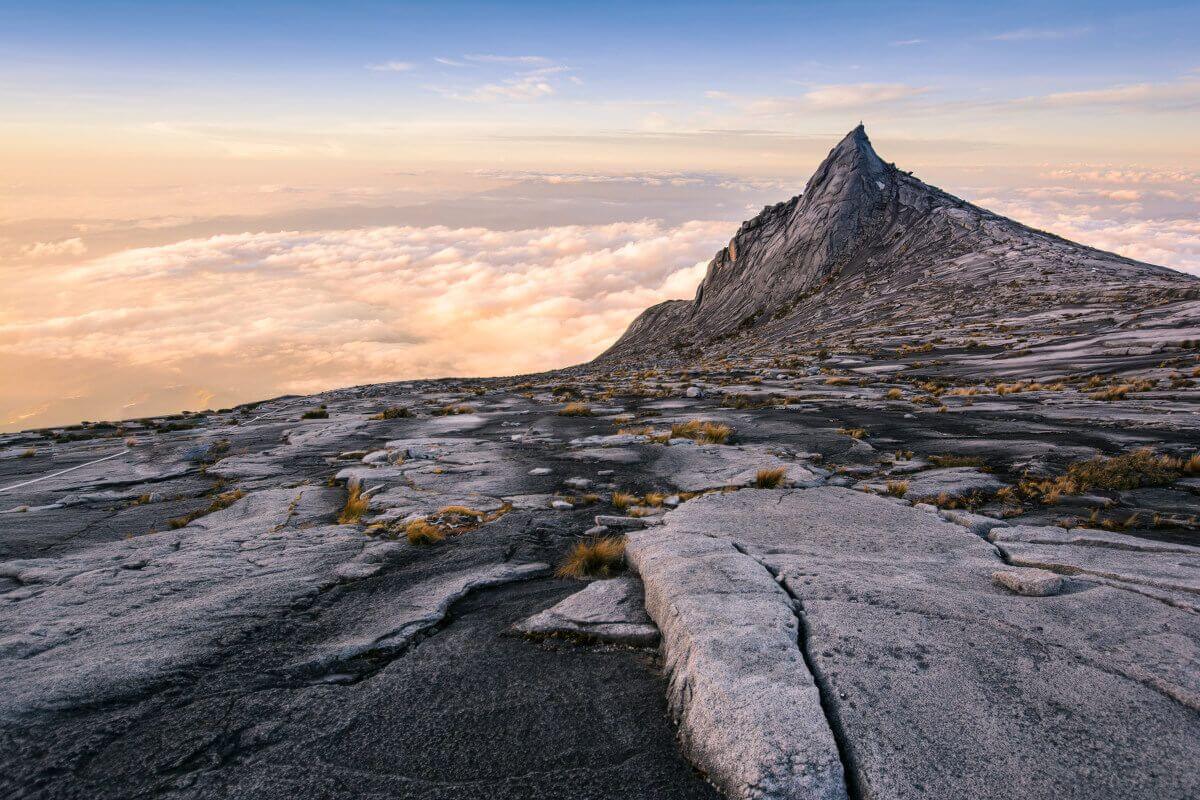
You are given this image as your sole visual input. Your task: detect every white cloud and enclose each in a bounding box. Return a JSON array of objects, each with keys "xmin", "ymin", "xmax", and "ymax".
[
  {"xmin": 709, "ymin": 83, "xmax": 931, "ymax": 117},
  {"xmin": 890, "ymin": 39, "xmax": 926, "ymax": 46},
  {"xmin": 434, "ymin": 57, "xmax": 468, "ymax": 67},
  {"xmin": 366, "ymin": 61, "xmax": 416, "ymax": 72},
  {"xmin": 22, "ymin": 237, "xmax": 87, "ymax": 259}
]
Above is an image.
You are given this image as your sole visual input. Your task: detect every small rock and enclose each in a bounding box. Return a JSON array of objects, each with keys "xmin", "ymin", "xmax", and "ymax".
[
  {"xmin": 551, "ymin": 500, "xmax": 574, "ymax": 510},
  {"xmin": 992, "ymin": 568, "xmax": 1065, "ymax": 597},
  {"xmin": 584, "ymin": 525, "xmax": 609, "ymax": 536},
  {"xmin": 685, "ymin": 386, "xmax": 704, "ymax": 398},
  {"xmin": 564, "ymin": 477, "xmax": 592, "ymax": 489},
  {"xmin": 663, "ymin": 494, "xmax": 681, "ymax": 507},
  {"xmin": 529, "ymin": 467, "xmax": 552, "ymax": 475}
]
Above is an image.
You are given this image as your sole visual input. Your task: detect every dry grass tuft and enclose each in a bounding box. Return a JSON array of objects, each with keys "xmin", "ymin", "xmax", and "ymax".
[
  {"xmin": 559, "ymin": 402, "xmax": 593, "ymax": 417},
  {"xmin": 555, "ymin": 535, "xmax": 626, "ymax": 578},
  {"xmin": 433, "ymin": 404, "xmax": 475, "ymax": 416},
  {"xmin": 929, "ymin": 454, "xmax": 986, "ymax": 469},
  {"xmin": 885, "ymin": 388, "xmax": 904, "ymax": 400},
  {"xmin": 824, "ymin": 376, "xmax": 851, "ymax": 386},
  {"xmin": 671, "ymin": 420, "xmax": 733, "ymax": 444},
  {"xmin": 405, "ymin": 519, "xmax": 446, "ymax": 545},
  {"xmin": 371, "ymin": 406, "xmax": 413, "ymax": 420},
  {"xmin": 1185, "ymin": 454, "xmax": 1200, "ymax": 474},
  {"xmin": 19, "ymin": 448, "xmax": 36, "ymax": 458},
  {"xmin": 885, "ymin": 480, "xmax": 909, "ymax": 497},
  {"xmin": 611, "ymin": 491, "xmax": 638, "ymax": 510},
  {"xmin": 837, "ymin": 427, "xmax": 867, "ymax": 440},
  {"xmin": 301, "ymin": 406, "xmax": 329, "ymax": 419},
  {"xmin": 1065, "ymin": 448, "xmax": 1181, "ymax": 490},
  {"xmin": 754, "ymin": 466, "xmax": 787, "ymax": 489},
  {"xmin": 338, "ymin": 484, "xmax": 370, "ymax": 524}
]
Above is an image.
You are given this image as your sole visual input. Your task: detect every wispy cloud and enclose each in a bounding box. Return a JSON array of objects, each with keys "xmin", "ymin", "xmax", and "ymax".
[
  {"xmin": 988, "ymin": 26, "xmax": 1091, "ymax": 41},
  {"xmin": 890, "ymin": 39, "xmax": 926, "ymax": 46},
  {"xmin": 366, "ymin": 60, "xmax": 416, "ymax": 72},
  {"xmin": 433, "ymin": 63, "xmax": 574, "ymax": 102},
  {"xmin": 434, "ymin": 57, "xmax": 468, "ymax": 67},
  {"xmin": 1017, "ymin": 76, "xmax": 1200, "ymax": 112},
  {"xmin": 22, "ymin": 237, "xmax": 87, "ymax": 259},
  {"xmin": 463, "ymin": 54, "xmax": 550, "ymax": 65},
  {"xmin": 708, "ymin": 83, "xmax": 931, "ymax": 116}
]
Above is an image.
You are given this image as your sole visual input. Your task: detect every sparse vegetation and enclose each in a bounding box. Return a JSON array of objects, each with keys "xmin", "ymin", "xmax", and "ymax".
[
  {"xmin": 18, "ymin": 448, "xmax": 35, "ymax": 458},
  {"xmin": 301, "ymin": 406, "xmax": 329, "ymax": 419},
  {"xmin": 825, "ymin": 376, "xmax": 851, "ymax": 386},
  {"xmin": 559, "ymin": 402, "xmax": 593, "ymax": 417},
  {"xmin": 754, "ymin": 466, "xmax": 787, "ymax": 488},
  {"xmin": 556, "ymin": 535, "xmax": 626, "ymax": 578},
  {"xmin": 885, "ymin": 388, "xmax": 904, "ymax": 400},
  {"xmin": 611, "ymin": 491, "xmax": 638, "ymax": 510},
  {"xmin": 885, "ymin": 480, "xmax": 909, "ymax": 497},
  {"xmin": 837, "ymin": 427, "xmax": 867, "ymax": 439},
  {"xmin": 670, "ymin": 420, "xmax": 733, "ymax": 444}
]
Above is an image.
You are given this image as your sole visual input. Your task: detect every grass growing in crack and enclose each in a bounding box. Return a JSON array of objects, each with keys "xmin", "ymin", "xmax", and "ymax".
[
  {"xmin": 338, "ymin": 484, "xmax": 370, "ymax": 524},
  {"xmin": 556, "ymin": 535, "xmax": 626, "ymax": 579},
  {"xmin": 19, "ymin": 447, "xmax": 36, "ymax": 458},
  {"xmin": 558, "ymin": 402, "xmax": 593, "ymax": 417},
  {"xmin": 1065, "ymin": 448, "xmax": 1182, "ymax": 490},
  {"xmin": 754, "ymin": 466, "xmax": 787, "ymax": 489},
  {"xmin": 405, "ymin": 519, "xmax": 446, "ymax": 545},
  {"xmin": 301, "ymin": 406, "xmax": 329, "ymax": 419},
  {"xmin": 837, "ymin": 427, "xmax": 867, "ymax": 440},
  {"xmin": 167, "ymin": 489, "xmax": 246, "ymax": 529},
  {"xmin": 885, "ymin": 480, "xmax": 909, "ymax": 497},
  {"xmin": 670, "ymin": 420, "xmax": 733, "ymax": 444}
]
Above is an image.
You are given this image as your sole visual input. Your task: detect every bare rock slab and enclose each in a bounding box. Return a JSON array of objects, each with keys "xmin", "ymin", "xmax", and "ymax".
[
  {"xmin": 515, "ymin": 575, "xmax": 659, "ymax": 646},
  {"xmin": 626, "ymin": 526, "xmax": 848, "ymax": 800}
]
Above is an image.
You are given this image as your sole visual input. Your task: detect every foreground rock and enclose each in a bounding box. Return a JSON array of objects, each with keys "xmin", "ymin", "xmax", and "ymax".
[
  {"xmin": 515, "ymin": 575, "xmax": 659, "ymax": 646},
  {"xmin": 629, "ymin": 487, "xmax": 1199, "ymax": 800}
]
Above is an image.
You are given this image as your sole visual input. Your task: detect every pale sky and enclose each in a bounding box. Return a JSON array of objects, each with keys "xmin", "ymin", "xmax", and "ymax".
[{"xmin": 2, "ymin": 0, "xmax": 1199, "ymax": 430}]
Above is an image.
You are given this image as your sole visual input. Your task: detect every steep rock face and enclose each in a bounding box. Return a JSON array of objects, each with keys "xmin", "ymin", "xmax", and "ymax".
[{"xmin": 599, "ymin": 125, "xmax": 1198, "ymax": 364}]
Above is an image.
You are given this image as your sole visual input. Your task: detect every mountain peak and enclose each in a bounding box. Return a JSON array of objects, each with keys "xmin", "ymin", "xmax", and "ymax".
[{"xmin": 598, "ymin": 127, "xmax": 1194, "ymax": 362}]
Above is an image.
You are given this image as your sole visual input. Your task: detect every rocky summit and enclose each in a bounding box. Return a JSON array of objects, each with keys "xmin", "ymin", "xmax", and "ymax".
[{"xmin": 2, "ymin": 127, "xmax": 1199, "ymax": 800}]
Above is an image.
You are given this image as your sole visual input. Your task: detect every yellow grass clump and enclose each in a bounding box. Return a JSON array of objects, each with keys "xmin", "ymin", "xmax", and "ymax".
[
  {"xmin": 754, "ymin": 466, "xmax": 787, "ymax": 489},
  {"xmin": 670, "ymin": 420, "xmax": 733, "ymax": 444},
  {"xmin": 556, "ymin": 536, "xmax": 626, "ymax": 578}
]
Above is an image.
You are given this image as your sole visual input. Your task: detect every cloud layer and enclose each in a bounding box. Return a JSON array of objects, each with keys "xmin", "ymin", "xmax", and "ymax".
[{"xmin": 1, "ymin": 220, "xmax": 729, "ymax": 427}]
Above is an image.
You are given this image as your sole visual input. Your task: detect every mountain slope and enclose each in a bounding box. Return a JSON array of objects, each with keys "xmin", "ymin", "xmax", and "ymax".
[{"xmin": 600, "ymin": 126, "xmax": 1199, "ymax": 373}]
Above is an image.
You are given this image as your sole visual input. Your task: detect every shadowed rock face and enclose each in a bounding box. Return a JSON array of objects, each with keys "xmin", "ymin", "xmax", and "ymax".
[{"xmin": 600, "ymin": 125, "xmax": 1199, "ymax": 367}]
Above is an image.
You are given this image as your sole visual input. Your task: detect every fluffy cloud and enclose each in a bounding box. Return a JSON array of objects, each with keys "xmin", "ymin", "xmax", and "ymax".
[{"xmin": 0, "ymin": 220, "xmax": 729, "ymax": 423}]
